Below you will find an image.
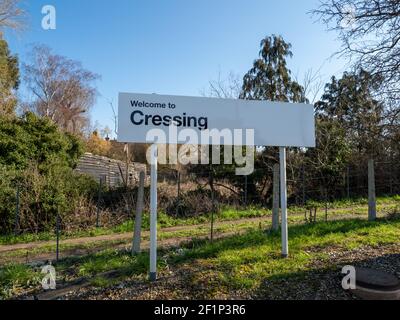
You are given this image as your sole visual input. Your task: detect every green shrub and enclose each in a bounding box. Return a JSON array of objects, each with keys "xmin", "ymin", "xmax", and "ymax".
[
  {"xmin": 0, "ymin": 113, "xmax": 98, "ymax": 234},
  {"xmin": 0, "ymin": 112, "xmax": 82, "ymax": 171},
  {"xmin": 0, "ymin": 161, "xmax": 98, "ymax": 234}
]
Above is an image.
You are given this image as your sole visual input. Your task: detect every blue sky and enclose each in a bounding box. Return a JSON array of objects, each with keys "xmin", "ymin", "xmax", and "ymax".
[{"xmin": 6, "ymin": 0, "xmax": 348, "ymax": 135}]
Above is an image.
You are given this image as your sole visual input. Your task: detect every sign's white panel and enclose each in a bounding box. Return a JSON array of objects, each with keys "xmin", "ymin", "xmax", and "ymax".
[{"xmin": 118, "ymin": 92, "xmax": 315, "ymax": 147}]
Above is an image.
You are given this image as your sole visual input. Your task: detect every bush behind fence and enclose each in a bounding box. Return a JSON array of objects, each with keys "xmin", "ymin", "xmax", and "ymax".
[{"xmin": 2, "ymin": 158, "xmax": 400, "ymax": 236}]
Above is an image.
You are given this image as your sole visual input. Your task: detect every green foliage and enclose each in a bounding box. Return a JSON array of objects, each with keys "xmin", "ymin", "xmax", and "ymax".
[
  {"xmin": 0, "ymin": 162, "xmax": 98, "ymax": 234},
  {"xmin": 0, "ymin": 112, "xmax": 83, "ymax": 171},
  {"xmin": 315, "ymin": 69, "xmax": 385, "ymax": 156},
  {"xmin": 304, "ymin": 118, "xmax": 351, "ymax": 184},
  {"xmin": 0, "ymin": 112, "xmax": 97, "ymax": 234},
  {"xmin": 240, "ymin": 34, "xmax": 306, "ymax": 103},
  {"xmin": 0, "ymin": 264, "xmax": 41, "ymax": 299},
  {"xmin": 239, "ymin": 35, "xmax": 308, "ymax": 202},
  {"xmin": 0, "ymin": 38, "xmax": 19, "ymax": 116}
]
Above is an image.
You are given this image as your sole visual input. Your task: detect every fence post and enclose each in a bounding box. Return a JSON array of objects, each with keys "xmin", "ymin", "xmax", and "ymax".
[
  {"xmin": 325, "ymin": 190, "xmax": 328, "ymax": 222},
  {"xmin": 302, "ymin": 165, "xmax": 306, "ymax": 206},
  {"xmin": 132, "ymin": 171, "xmax": 145, "ymax": 255},
  {"xmin": 347, "ymin": 165, "xmax": 350, "ymax": 199},
  {"xmin": 14, "ymin": 185, "xmax": 20, "ymax": 235},
  {"xmin": 210, "ymin": 169, "xmax": 215, "ymax": 243},
  {"xmin": 368, "ymin": 159, "xmax": 377, "ymax": 221},
  {"xmin": 244, "ymin": 175, "xmax": 248, "ymax": 207},
  {"xmin": 176, "ymin": 171, "xmax": 181, "ymax": 216},
  {"xmin": 56, "ymin": 211, "xmax": 60, "ymax": 262},
  {"xmin": 272, "ymin": 164, "xmax": 280, "ymax": 231},
  {"xmin": 96, "ymin": 178, "xmax": 102, "ymax": 228},
  {"xmin": 389, "ymin": 161, "xmax": 393, "ymax": 195}
]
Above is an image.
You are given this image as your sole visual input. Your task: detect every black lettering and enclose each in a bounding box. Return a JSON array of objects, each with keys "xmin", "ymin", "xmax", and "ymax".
[
  {"xmin": 131, "ymin": 110, "xmax": 144, "ymax": 125},
  {"xmin": 163, "ymin": 115, "xmax": 172, "ymax": 126},
  {"xmin": 173, "ymin": 116, "xmax": 182, "ymax": 126},
  {"xmin": 187, "ymin": 116, "xmax": 197, "ymax": 128},
  {"xmin": 130, "ymin": 100, "xmax": 139, "ymax": 107},
  {"xmin": 198, "ymin": 117, "xmax": 208, "ymax": 130},
  {"xmin": 182, "ymin": 113, "xmax": 187, "ymax": 126},
  {"xmin": 145, "ymin": 114, "xmax": 152, "ymax": 125},
  {"xmin": 152, "ymin": 115, "xmax": 162, "ymax": 126},
  {"xmin": 130, "ymin": 110, "xmax": 208, "ymax": 130}
]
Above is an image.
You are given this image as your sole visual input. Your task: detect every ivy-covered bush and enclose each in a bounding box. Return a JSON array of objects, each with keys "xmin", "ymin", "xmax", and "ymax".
[
  {"xmin": 0, "ymin": 113, "xmax": 98, "ymax": 234},
  {"xmin": 0, "ymin": 112, "xmax": 82, "ymax": 171}
]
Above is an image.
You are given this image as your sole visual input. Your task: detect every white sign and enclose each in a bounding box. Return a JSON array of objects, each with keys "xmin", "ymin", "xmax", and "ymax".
[{"xmin": 118, "ymin": 92, "xmax": 315, "ymax": 147}]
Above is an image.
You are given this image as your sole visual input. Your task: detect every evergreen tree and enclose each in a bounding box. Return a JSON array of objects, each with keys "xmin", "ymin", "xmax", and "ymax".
[
  {"xmin": 239, "ymin": 35, "xmax": 307, "ymax": 203},
  {"xmin": 0, "ymin": 37, "xmax": 19, "ymax": 116},
  {"xmin": 240, "ymin": 35, "xmax": 306, "ymax": 103},
  {"xmin": 315, "ymin": 69, "xmax": 385, "ymax": 157}
]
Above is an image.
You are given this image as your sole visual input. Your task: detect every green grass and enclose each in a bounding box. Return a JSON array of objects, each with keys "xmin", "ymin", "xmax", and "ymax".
[
  {"xmin": 0, "ymin": 239, "xmax": 129, "ymax": 261},
  {"xmin": 1, "ymin": 195, "xmax": 398, "ymax": 246},
  {"xmin": 1, "ymin": 213, "xmax": 400, "ymax": 299},
  {"xmin": 168, "ymin": 217, "xmax": 400, "ymax": 293},
  {"xmin": 0, "ymin": 219, "xmax": 267, "ymax": 264},
  {"xmin": 74, "ymin": 250, "xmax": 151, "ymax": 277},
  {"xmin": 0, "ymin": 264, "xmax": 41, "ymax": 299},
  {"xmin": 0, "ymin": 206, "xmax": 270, "ymax": 246}
]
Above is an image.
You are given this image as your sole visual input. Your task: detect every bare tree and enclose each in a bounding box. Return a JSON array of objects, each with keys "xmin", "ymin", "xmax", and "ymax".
[
  {"xmin": 23, "ymin": 45, "xmax": 99, "ymax": 134},
  {"xmin": 201, "ymin": 71, "xmax": 242, "ymax": 99},
  {"xmin": 106, "ymin": 97, "xmax": 118, "ymax": 136},
  {"xmin": 295, "ymin": 68, "xmax": 325, "ymax": 104},
  {"xmin": 312, "ymin": 0, "xmax": 400, "ymax": 98},
  {"xmin": 0, "ymin": 0, "xmax": 25, "ymax": 33}
]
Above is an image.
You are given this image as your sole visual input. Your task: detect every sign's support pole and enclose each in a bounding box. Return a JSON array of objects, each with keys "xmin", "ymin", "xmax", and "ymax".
[
  {"xmin": 279, "ymin": 147, "xmax": 288, "ymax": 258},
  {"xmin": 149, "ymin": 144, "xmax": 158, "ymax": 281}
]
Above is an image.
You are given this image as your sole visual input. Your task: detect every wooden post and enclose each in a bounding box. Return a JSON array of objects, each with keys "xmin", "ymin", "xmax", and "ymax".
[
  {"xmin": 302, "ymin": 165, "xmax": 306, "ymax": 206},
  {"xmin": 96, "ymin": 178, "xmax": 102, "ymax": 228},
  {"xmin": 368, "ymin": 159, "xmax": 377, "ymax": 221},
  {"xmin": 325, "ymin": 203, "xmax": 328, "ymax": 222},
  {"xmin": 347, "ymin": 165, "xmax": 350, "ymax": 199},
  {"xmin": 210, "ymin": 169, "xmax": 215, "ymax": 243},
  {"xmin": 14, "ymin": 185, "xmax": 20, "ymax": 235},
  {"xmin": 176, "ymin": 171, "xmax": 181, "ymax": 216},
  {"xmin": 177, "ymin": 171, "xmax": 181, "ymax": 198},
  {"xmin": 389, "ymin": 161, "xmax": 393, "ymax": 195},
  {"xmin": 125, "ymin": 143, "xmax": 130, "ymax": 188},
  {"xmin": 272, "ymin": 163, "xmax": 280, "ymax": 231},
  {"xmin": 244, "ymin": 175, "xmax": 248, "ymax": 207},
  {"xmin": 325, "ymin": 189, "xmax": 328, "ymax": 222},
  {"xmin": 132, "ymin": 171, "xmax": 145, "ymax": 255},
  {"xmin": 56, "ymin": 211, "xmax": 60, "ymax": 262}
]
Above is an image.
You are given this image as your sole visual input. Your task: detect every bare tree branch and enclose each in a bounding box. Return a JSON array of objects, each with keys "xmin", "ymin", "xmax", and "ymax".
[
  {"xmin": 23, "ymin": 45, "xmax": 100, "ymax": 134},
  {"xmin": 0, "ymin": 0, "xmax": 26, "ymax": 33},
  {"xmin": 311, "ymin": 0, "xmax": 400, "ymax": 100}
]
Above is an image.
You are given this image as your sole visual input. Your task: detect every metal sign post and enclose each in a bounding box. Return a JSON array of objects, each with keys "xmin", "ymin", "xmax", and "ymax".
[
  {"xmin": 149, "ymin": 144, "xmax": 158, "ymax": 281},
  {"xmin": 118, "ymin": 93, "xmax": 316, "ymax": 277},
  {"xmin": 280, "ymin": 147, "xmax": 288, "ymax": 258}
]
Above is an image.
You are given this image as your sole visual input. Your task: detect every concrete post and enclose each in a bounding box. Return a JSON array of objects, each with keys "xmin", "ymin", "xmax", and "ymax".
[{"xmin": 132, "ymin": 171, "xmax": 145, "ymax": 255}]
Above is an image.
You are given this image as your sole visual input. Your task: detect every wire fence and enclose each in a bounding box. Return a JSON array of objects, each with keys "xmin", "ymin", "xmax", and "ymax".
[{"xmin": 6, "ymin": 157, "xmax": 400, "ymax": 261}]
